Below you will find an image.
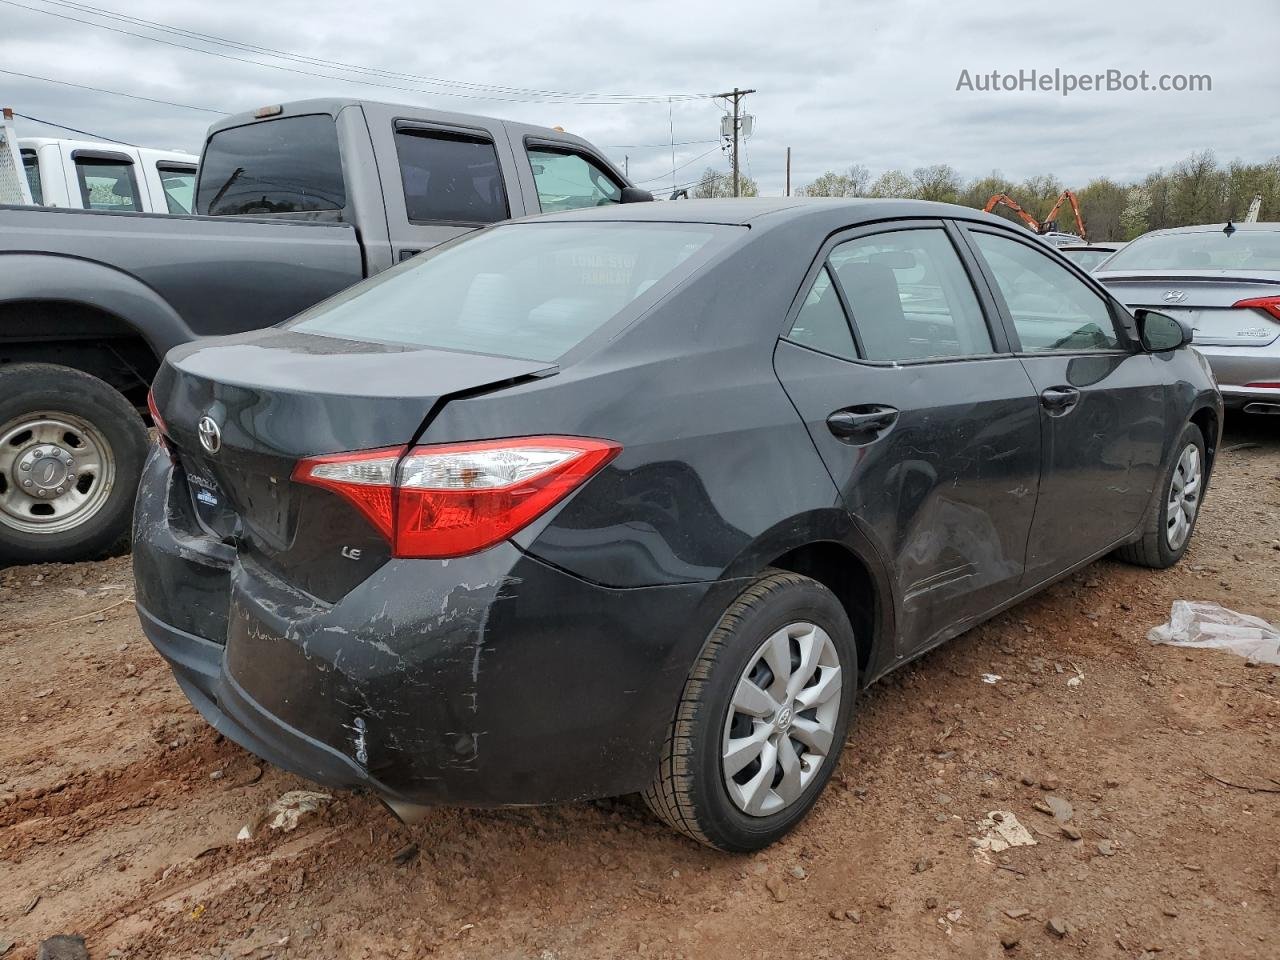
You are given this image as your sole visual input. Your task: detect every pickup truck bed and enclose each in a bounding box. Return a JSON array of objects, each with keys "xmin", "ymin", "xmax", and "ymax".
[{"xmin": 0, "ymin": 205, "xmax": 362, "ymax": 349}]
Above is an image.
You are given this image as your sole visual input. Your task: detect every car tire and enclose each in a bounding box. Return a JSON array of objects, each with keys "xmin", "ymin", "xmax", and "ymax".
[
  {"xmin": 643, "ymin": 570, "xmax": 858, "ymax": 852},
  {"xmin": 1115, "ymin": 421, "xmax": 1206, "ymax": 570},
  {"xmin": 0, "ymin": 363, "xmax": 149, "ymax": 566}
]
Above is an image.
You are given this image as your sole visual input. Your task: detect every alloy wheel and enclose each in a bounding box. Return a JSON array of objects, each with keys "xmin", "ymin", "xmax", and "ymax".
[
  {"xmin": 721, "ymin": 621, "xmax": 843, "ymax": 817},
  {"xmin": 1165, "ymin": 442, "xmax": 1201, "ymax": 551}
]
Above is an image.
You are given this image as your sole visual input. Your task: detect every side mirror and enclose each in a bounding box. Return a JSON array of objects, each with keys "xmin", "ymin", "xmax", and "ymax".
[
  {"xmin": 1135, "ymin": 308, "xmax": 1192, "ymax": 352},
  {"xmin": 619, "ymin": 186, "xmax": 654, "ymax": 204}
]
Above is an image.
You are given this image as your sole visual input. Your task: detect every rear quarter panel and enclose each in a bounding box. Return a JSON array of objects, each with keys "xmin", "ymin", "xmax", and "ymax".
[{"xmin": 419, "ymin": 220, "xmax": 854, "ymax": 589}]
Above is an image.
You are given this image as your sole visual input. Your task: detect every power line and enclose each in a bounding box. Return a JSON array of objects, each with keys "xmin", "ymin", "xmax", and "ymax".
[
  {"xmin": 633, "ymin": 145, "xmax": 723, "ymax": 185},
  {"xmin": 604, "ymin": 139, "xmax": 719, "ymax": 149},
  {"xmin": 38, "ymin": 0, "xmax": 711, "ymax": 103},
  {"xmin": 5, "ymin": 0, "xmax": 713, "ymax": 105},
  {"xmin": 0, "ymin": 67, "xmax": 227, "ymax": 113},
  {"xmin": 10, "ymin": 110, "xmax": 135, "ymax": 144}
]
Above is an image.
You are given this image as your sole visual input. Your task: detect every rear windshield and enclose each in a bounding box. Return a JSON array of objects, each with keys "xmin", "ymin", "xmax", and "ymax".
[
  {"xmin": 290, "ymin": 222, "xmax": 737, "ymax": 361},
  {"xmin": 196, "ymin": 114, "xmax": 345, "ymax": 217},
  {"xmin": 1103, "ymin": 230, "xmax": 1280, "ymax": 271},
  {"xmin": 1060, "ymin": 248, "xmax": 1114, "ymax": 271}
]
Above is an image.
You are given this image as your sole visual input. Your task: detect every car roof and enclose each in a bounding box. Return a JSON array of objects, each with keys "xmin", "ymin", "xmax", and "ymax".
[
  {"xmin": 1135, "ymin": 221, "xmax": 1280, "ymax": 238},
  {"xmin": 533, "ymin": 196, "xmax": 1015, "ymax": 229}
]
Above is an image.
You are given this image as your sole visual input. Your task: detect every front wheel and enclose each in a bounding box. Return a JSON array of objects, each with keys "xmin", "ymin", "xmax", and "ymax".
[
  {"xmin": 1115, "ymin": 422, "xmax": 1206, "ymax": 569},
  {"xmin": 643, "ymin": 571, "xmax": 857, "ymax": 852},
  {"xmin": 0, "ymin": 363, "xmax": 149, "ymax": 565}
]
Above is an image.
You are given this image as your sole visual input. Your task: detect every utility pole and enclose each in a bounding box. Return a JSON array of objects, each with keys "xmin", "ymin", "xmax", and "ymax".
[
  {"xmin": 786, "ymin": 147, "xmax": 791, "ymax": 197},
  {"xmin": 715, "ymin": 87, "xmax": 755, "ymax": 196}
]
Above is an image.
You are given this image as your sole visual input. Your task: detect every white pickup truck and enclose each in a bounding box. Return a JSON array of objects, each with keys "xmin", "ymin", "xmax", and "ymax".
[{"xmin": 20, "ymin": 137, "xmax": 198, "ymax": 214}]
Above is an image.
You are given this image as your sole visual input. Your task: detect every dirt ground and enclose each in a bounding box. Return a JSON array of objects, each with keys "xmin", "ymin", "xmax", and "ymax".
[{"xmin": 1, "ymin": 418, "xmax": 1277, "ymax": 960}]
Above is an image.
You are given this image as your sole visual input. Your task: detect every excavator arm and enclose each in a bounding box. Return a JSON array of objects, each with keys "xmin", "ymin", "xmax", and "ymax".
[
  {"xmin": 982, "ymin": 194, "xmax": 1042, "ymax": 233},
  {"xmin": 1042, "ymin": 190, "xmax": 1088, "ymax": 242}
]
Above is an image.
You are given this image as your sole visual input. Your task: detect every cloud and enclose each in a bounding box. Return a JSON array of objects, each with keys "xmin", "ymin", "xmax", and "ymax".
[{"xmin": 1, "ymin": 0, "xmax": 1276, "ymax": 193}]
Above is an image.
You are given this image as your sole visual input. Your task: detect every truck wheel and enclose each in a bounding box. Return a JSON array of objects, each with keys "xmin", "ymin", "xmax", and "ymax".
[
  {"xmin": 643, "ymin": 571, "xmax": 857, "ymax": 852},
  {"xmin": 0, "ymin": 363, "xmax": 149, "ymax": 565}
]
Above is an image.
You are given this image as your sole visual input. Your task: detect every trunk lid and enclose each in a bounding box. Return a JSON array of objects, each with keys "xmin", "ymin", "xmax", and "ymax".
[
  {"xmin": 1097, "ymin": 270, "xmax": 1280, "ymax": 347},
  {"xmin": 154, "ymin": 328, "xmax": 554, "ymax": 601}
]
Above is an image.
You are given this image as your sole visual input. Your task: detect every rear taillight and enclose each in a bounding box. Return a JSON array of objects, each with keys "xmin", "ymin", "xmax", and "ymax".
[
  {"xmin": 1232, "ymin": 295, "xmax": 1280, "ymax": 321},
  {"xmin": 1244, "ymin": 381, "xmax": 1280, "ymax": 389},
  {"xmin": 146, "ymin": 387, "xmax": 167, "ymax": 435},
  {"xmin": 146, "ymin": 387, "xmax": 173, "ymax": 457},
  {"xmin": 293, "ymin": 437, "xmax": 621, "ymax": 559}
]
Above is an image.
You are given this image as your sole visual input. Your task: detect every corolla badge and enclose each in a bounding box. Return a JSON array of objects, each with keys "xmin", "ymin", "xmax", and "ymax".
[
  {"xmin": 197, "ymin": 415, "xmax": 222, "ymax": 454},
  {"xmin": 1162, "ymin": 290, "xmax": 1188, "ymax": 304}
]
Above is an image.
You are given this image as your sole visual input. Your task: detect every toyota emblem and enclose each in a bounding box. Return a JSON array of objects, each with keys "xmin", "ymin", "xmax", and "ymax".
[
  {"xmin": 197, "ymin": 416, "xmax": 222, "ymax": 454},
  {"xmin": 1162, "ymin": 290, "xmax": 1188, "ymax": 304}
]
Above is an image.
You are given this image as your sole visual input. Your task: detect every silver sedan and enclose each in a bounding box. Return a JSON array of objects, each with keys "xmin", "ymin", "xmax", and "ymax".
[{"xmin": 1096, "ymin": 223, "xmax": 1280, "ymax": 413}]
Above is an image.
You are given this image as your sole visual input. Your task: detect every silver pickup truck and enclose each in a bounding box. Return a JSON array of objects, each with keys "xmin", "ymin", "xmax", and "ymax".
[{"xmin": 0, "ymin": 98, "xmax": 647, "ymax": 563}]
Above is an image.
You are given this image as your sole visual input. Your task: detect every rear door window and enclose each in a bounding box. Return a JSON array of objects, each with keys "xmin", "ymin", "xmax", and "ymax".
[
  {"xmin": 828, "ymin": 228, "xmax": 993, "ymax": 361},
  {"xmin": 157, "ymin": 163, "xmax": 196, "ymax": 214},
  {"xmin": 971, "ymin": 231, "xmax": 1121, "ymax": 352},
  {"xmin": 74, "ymin": 155, "xmax": 140, "ymax": 211},
  {"xmin": 395, "ymin": 129, "xmax": 509, "ymax": 224},
  {"xmin": 527, "ymin": 148, "xmax": 621, "ymax": 211},
  {"xmin": 197, "ymin": 114, "xmax": 345, "ymax": 217},
  {"xmin": 20, "ymin": 149, "xmax": 41, "ymax": 204},
  {"xmin": 291, "ymin": 222, "xmax": 735, "ymax": 362}
]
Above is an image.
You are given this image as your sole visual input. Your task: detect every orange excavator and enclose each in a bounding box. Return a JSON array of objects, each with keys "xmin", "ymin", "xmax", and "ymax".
[{"xmin": 983, "ymin": 191, "xmax": 1087, "ymax": 242}]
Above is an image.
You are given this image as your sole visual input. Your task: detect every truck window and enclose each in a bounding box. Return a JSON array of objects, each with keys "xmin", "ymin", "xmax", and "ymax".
[
  {"xmin": 394, "ymin": 129, "xmax": 509, "ymax": 224},
  {"xmin": 527, "ymin": 148, "xmax": 622, "ymax": 212},
  {"xmin": 157, "ymin": 163, "xmax": 196, "ymax": 214},
  {"xmin": 74, "ymin": 156, "xmax": 140, "ymax": 211},
  {"xmin": 197, "ymin": 114, "xmax": 346, "ymax": 217},
  {"xmin": 20, "ymin": 149, "xmax": 42, "ymax": 204}
]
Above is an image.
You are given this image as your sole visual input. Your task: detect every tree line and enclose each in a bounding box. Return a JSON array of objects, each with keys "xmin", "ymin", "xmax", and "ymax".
[{"xmin": 691, "ymin": 152, "xmax": 1279, "ymax": 241}]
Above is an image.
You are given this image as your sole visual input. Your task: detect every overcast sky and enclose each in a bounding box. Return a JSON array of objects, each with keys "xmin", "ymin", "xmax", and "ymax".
[{"xmin": 3, "ymin": 0, "xmax": 1277, "ymax": 195}]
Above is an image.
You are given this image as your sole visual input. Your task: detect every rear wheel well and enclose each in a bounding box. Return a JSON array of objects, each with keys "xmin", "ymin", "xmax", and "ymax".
[
  {"xmin": 1189, "ymin": 406, "xmax": 1218, "ymax": 476},
  {"xmin": 769, "ymin": 541, "xmax": 877, "ymax": 677},
  {"xmin": 0, "ymin": 300, "xmax": 159, "ymax": 407}
]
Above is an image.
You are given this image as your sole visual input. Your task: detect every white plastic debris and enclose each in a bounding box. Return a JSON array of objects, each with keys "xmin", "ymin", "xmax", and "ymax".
[
  {"xmin": 266, "ymin": 790, "xmax": 332, "ymax": 831},
  {"xmin": 980, "ymin": 673, "xmax": 1001, "ymax": 684},
  {"xmin": 1148, "ymin": 601, "xmax": 1280, "ymax": 665},
  {"xmin": 971, "ymin": 810, "xmax": 1036, "ymax": 864},
  {"xmin": 233, "ymin": 790, "xmax": 335, "ymax": 839}
]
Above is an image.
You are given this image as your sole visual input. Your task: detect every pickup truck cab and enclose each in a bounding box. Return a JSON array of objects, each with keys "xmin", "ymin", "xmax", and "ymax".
[
  {"xmin": 20, "ymin": 137, "xmax": 198, "ymax": 214},
  {"xmin": 0, "ymin": 98, "xmax": 643, "ymax": 563}
]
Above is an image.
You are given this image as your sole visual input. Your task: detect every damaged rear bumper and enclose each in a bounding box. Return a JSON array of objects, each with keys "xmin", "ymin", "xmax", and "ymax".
[{"xmin": 133, "ymin": 448, "xmax": 746, "ymax": 807}]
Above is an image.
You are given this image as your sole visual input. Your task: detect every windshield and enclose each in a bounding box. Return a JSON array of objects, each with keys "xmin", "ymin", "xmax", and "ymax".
[
  {"xmin": 1103, "ymin": 229, "xmax": 1280, "ymax": 271},
  {"xmin": 158, "ymin": 165, "xmax": 196, "ymax": 214},
  {"xmin": 290, "ymin": 222, "xmax": 739, "ymax": 361}
]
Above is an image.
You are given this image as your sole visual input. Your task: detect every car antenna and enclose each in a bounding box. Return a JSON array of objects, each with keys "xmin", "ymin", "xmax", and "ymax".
[{"xmin": 1223, "ymin": 220, "xmax": 1236, "ymax": 237}]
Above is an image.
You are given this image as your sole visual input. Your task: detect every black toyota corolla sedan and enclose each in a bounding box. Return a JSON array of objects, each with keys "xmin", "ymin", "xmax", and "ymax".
[{"xmin": 136, "ymin": 198, "xmax": 1221, "ymax": 851}]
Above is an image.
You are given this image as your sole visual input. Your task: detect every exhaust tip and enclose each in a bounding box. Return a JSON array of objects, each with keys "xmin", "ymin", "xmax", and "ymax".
[
  {"xmin": 1243, "ymin": 402, "xmax": 1280, "ymax": 415},
  {"xmin": 382, "ymin": 796, "xmax": 433, "ymax": 825}
]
